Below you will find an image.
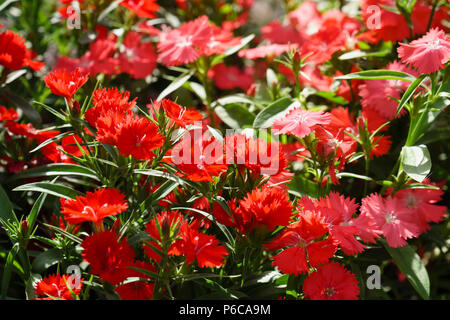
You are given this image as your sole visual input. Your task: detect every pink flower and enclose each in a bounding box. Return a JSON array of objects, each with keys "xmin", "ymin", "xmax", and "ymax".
[
  {"xmin": 358, "ymin": 61, "xmax": 418, "ymax": 120},
  {"xmin": 157, "ymin": 16, "xmax": 212, "ymax": 66},
  {"xmin": 398, "ymin": 28, "xmax": 450, "ymax": 74},
  {"xmin": 358, "ymin": 193, "xmax": 420, "ymax": 248},
  {"xmin": 272, "ymin": 108, "xmax": 331, "ymax": 138},
  {"xmin": 393, "ymin": 180, "xmax": 448, "ymax": 234},
  {"xmin": 238, "ymin": 44, "xmax": 297, "ymax": 60}
]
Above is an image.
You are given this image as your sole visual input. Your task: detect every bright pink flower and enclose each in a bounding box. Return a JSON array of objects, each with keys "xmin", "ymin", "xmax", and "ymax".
[
  {"xmin": 359, "ymin": 193, "xmax": 420, "ymax": 247},
  {"xmin": 272, "ymin": 108, "xmax": 331, "ymax": 138},
  {"xmin": 358, "ymin": 61, "xmax": 418, "ymax": 120},
  {"xmin": 157, "ymin": 16, "xmax": 213, "ymax": 66},
  {"xmin": 238, "ymin": 43, "xmax": 297, "ymax": 60},
  {"xmin": 393, "ymin": 180, "xmax": 448, "ymax": 234},
  {"xmin": 398, "ymin": 28, "xmax": 450, "ymax": 74}
]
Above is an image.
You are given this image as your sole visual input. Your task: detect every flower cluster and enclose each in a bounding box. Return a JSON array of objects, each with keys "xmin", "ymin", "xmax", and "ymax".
[{"xmin": 1, "ymin": 0, "xmax": 448, "ymax": 302}]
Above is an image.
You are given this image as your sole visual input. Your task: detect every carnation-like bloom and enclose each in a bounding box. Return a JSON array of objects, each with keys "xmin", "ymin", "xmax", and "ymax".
[
  {"xmin": 265, "ymin": 211, "xmax": 337, "ymax": 275},
  {"xmin": 118, "ymin": 31, "xmax": 157, "ymax": 79},
  {"xmin": 398, "ymin": 28, "xmax": 450, "ymax": 74},
  {"xmin": 81, "ymin": 231, "xmax": 135, "ymax": 284},
  {"xmin": 114, "ymin": 260, "xmax": 156, "ymax": 300},
  {"xmin": 34, "ymin": 274, "xmax": 82, "ymax": 300},
  {"xmin": 168, "ymin": 129, "xmax": 227, "ymax": 182},
  {"xmin": 358, "ymin": 61, "xmax": 417, "ymax": 120},
  {"xmin": 358, "ymin": 193, "xmax": 420, "ymax": 247},
  {"xmin": 0, "ymin": 29, "xmax": 27, "ymax": 70},
  {"xmin": 115, "ymin": 116, "xmax": 165, "ymax": 160},
  {"xmin": 298, "ymin": 192, "xmax": 366, "ymax": 256},
  {"xmin": 169, "ymin": 221, "xmax": 228, "ymax": 268},
  {"xmin": 157, "ymin": 16, "xmax": 212, "ymax": 66},
  {"xmin": 0, "ymin": 105, "xmax": 19, "ymax": 121},
  {"xmin": 272, "ymin": 108, "xmax": 331, "ymax": 138},
  {"xmin": 393, "ymin": 180, "xmax": 448, "ymax": 234},
  {"xmin": 85, "ymin": 87, "xmax": 136, "ymax": 127},
  {"xmin": 144, "ymin": 210, "xmax": 185, "ymax": 262},
  {"xmin": 60, "ymin": 188, "xmax": 128, "ymax": 225},
  {"xmin": 237, "ymin": 186, "xmax": 294, "ymax": 233},
  {"xmin": 160, "ymin": 99, "xmax": 203, "ymax": 128},
  {"xmin": 303, "ymin": 262, "xmax": 359, "ymax": 300},
  {"xmin": 44, "ymin": 68, "xmax": 89, "ymax": 103},
  {"xmin": 120, "ymin": 0, "xmax": 159, "ymax": 19}
]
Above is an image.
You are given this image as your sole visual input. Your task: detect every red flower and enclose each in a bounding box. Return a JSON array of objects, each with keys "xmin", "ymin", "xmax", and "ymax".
[
  {"xmin": 118, "ymin": 31, "xmax": 157, "ymax": 79},
  {"xmin": 272, "ymin": 108, "xmax": 331, "ymax": 138},
  {"xmin": 0, "ymin": 30, "xmax": 27, "ymax": 70},
  {"xmin": 169, "ymin": 221, "xmax": 228, "ymax": 268},
  {"xmin": 81, "ymin": 231, "xmax": 135, "ymax": 284},
  {"xmin": 303, "ymin": 262, "xmax": 359, "ymax": 300},
  {"xmin": 168, "ymin": 129, "xmax": 227, "ymax": 182},
  {"xmin": 265, "ymin": 211, "xmax": 337, "ymax": 275},
  {"xmin": 0, "ymin": 105, "xmax": 18, "ymax": 121},
  {"xmin": 298, "ymin": 192, "xmax": 366, "ymax": 256},
  {"xmin": 34, "ymin": 274, "xmax": 82, "ymax": 300},
  {"xmin": 120, "ymin": 0, "xmax": 159, "ymax": 19},
  {"xmin": 398, "ymin": 28, "xmax": 450, "ymax": 74},
  {"xmin": 115, "ymin": 116, "xmax": 165, "ymax": 160},
  {"xmin": 160, "ymin": 99, "xmax": 203, "ymax": 128},
  {"xmin": 208, "ymin": 63, "xmax": 254, "ymax": 91},
  {"xmin": 41, "ymin": 134, "xmax": 88, "ymax": 164},
  {"xmin": 236, "ymin": 186, "xmax": 293, "ymax": 233},
  {"xmin": 143, "ymin": 210, "xmax": 185, "ymax": 262},
  {"xmin": 224, "ymin": 133, "xmax": 288, "ymax": 176},
  {"xmin": 114, "ymin": 260, "xmax": 156, "ymax": 300},
  {"xmin": 44, "ymin": 68, "xmax": 89, "ymax": 102},
  {"xmin": 85, "ymin": 87, "xmax": 136, "ymax": 127},
  {"xmin": 60, "ymin": 188, "xmax": 128, "ymax": 225}
]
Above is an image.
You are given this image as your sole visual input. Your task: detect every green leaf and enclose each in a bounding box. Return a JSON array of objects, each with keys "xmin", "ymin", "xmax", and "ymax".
[
  {"xmin": 27, "ymin": 192, "xmax": 47, "ymax": 234},
  {"xmin": 13, "ymin": 182, "xmax": 82, "ymax": 200},
  {"xmin": 211, "ymin": 34, "xmax": 255, "ymax": 66},
  {"xmin": 133, "ymin": 169, "xmax": 186, "ymax": 185},
  {"xmin": 32, "ymin": 248, "xmax": 63, "ymax": 273},
  {"xmin": 0, "ymin": 185, "xmax": 19, "ymax": 225},
  {"xmin": 214, "ymin": 103, "xmax": 255, "ymax": 129},
  {"xmin": 401, "ymin": 145, "xmax": 432, "ymax": 182},
  {"xmin": 335, "ymin": 70, "xmax": 416, "ymax": 81},
  {"xmin": 383, "ymin": 242, "xmax": 430, "ymax": 300},
  {"xmin": 335, "ymin": 172, "xmax": 374, "ymax": 181},
  {"xmin": 338, "ymin": 49, "xmax": 391, "ymax": 60},
  {"xmin": 253, "ymin": 97, "xmax": 295, "ymax": 129},
  {"xmin": 7, "ymin": 163, "xmax": 99, "ymax": 182},
  {"xmin": 1, "ymin": 244, "xmax": 19, "ymax": 299},
  {"xmin": 314, "ymin": 91, "xmax": 349, "ymax": 105},
  {"xmin": 396, "ymin": 74, "xmax": 427, "ymax": 117},
  {"xmin": 33, "ymin": 101, "xmax": 67, "ymax": 121},
  {"xmin": 29, "ymin": 131, "xmax": 74, "ymax": 154},
  {"xmin": 151, "ymin": 180, "xmax": 179, "ymax": 205},
  {"xmin": 157, "ymin": 70, "xmax": 194, "ymax": 101}
]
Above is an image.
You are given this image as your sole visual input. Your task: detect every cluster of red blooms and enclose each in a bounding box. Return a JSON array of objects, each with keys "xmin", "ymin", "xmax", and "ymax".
[
  {"xmin": 0, "ymin": 26, "xmax": 43, "ymax": 72},
  {"xmin": 2, "ymin": 0, "xmax": 447, "ymax": 302}
]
